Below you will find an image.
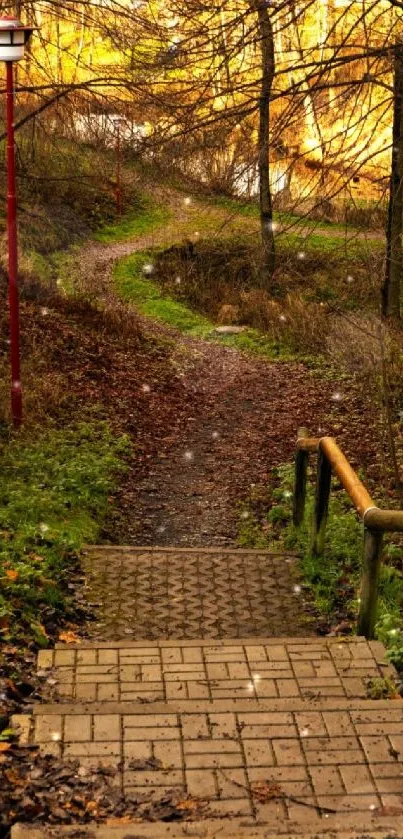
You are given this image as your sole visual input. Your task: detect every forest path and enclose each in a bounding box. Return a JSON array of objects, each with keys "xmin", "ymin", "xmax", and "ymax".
[{"xmin": 70, "ymin": 188, "xmax": 376, "ymax": 547}]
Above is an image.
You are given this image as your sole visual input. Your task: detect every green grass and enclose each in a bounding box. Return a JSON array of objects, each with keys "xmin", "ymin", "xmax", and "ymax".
[
  {"xmin": 0, "ymin": 422, "xmax": 129, "ymax": 646},
  {"xmin": 206, "ymin": 194, "xmax": 377, "ymax": 234},
  {"xmin": 277, "ymin": 231, "xmax": 383, "ymax": 258},
  {"xmin": 207, "ymin": 195, "xmax": 261, "ymax": 218},
  {"xmin": 114, "ymin": 249, "xmax": 306, "ymax": 360},
  {"xmin": 238, "ymin": 462, "xmax": 403, "ymax": 668},
  {"xmin": 115, "ymin": 251, "xmax": 213, "ymax": 336},
  {"xmin": 94, "ymin": 195, "xmax": 171, "ymax": 244}
]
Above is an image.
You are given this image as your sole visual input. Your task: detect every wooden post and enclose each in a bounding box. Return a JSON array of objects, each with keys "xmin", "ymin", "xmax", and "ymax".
[
  {"xmin": 293, "ymin": 427, "xmax": 308, "ymax": 526},
  {"xmin": 311, "ymin": 448, "xmax": 332, "ymax": 555},
  {"xmin": 357, "ymin": 528, "xmax": 383, "ymax": 639}
]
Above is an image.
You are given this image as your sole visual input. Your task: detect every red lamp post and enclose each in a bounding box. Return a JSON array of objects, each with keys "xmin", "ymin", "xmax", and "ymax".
[
  {"xmin": 116, "ymin": 120, "xmax": 121, "ymax": 218},
  {"xmin": 0, "ymin": 17, "xmax": 34, "ymax": 428},
  {"xmin": 112, "ymin": 117, "xmax": 126, "ymax": 218}
]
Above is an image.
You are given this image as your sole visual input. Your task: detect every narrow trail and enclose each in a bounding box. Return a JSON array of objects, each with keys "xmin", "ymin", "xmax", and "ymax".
[
  {"xmin": 72, "ymin": 189, "xmax": 378, "ymax": 547},
  {"xmin": 118, "ymin": 340, "xmax": 337, "ymax": 546}
]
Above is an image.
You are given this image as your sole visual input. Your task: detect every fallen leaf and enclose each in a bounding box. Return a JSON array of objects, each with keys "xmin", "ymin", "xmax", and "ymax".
[
  {"xmin": 175, "ymin": 798, "xmax": 200, "ymax": 811},
  {"xmin": 250, "ymin": 781, "xmax": 284, "ymax": 802},
  {"xmin": 128, "ymin": 757, "xmax": 162, "ymax": 770},
  {"xmin": 5, "ymin": 768, "xmax": 24, "ymax": 785},
  {"xmin": 5, "ymin": 569, "xmax": 18, "ymax": 582},
  {"xmin": 0, "ymin": 742, "xmax": 11, "ymax": 752},
  {"xmin": 58, "ymin": 630, "xmax": 80, "ymax": 644}
]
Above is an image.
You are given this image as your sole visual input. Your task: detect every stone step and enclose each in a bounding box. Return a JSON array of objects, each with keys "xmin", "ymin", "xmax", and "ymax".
[
  {"xmin": 81, "ymin": 546, "xmax": 313, "ymax": 640},
  {"xmin": 11, "ymin": 821, "xmax": 403, "ymax": 838},
  {"xmin": 12, "ymin": 693, "xmax": 403, "ymax": 828},
  {"xmin": 10, "ymin": 635, "xmax": 403, "ymax": 836},
  {"xmin": 37, "ymin": 636, "xmax": 395, "ymax": 704}
]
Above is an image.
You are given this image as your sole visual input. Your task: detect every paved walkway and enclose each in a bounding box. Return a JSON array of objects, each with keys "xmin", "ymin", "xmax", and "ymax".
[
  {"xmin": 11, "ymin": 548, "xmax": 403, "ymax": 838},
  {"xmin": 35, "ymin": 636, "xmax": 393, "ymax": 703},
  {"xmin": 82, "ymin": 547, "xmax": 315, "ymax": 639}
]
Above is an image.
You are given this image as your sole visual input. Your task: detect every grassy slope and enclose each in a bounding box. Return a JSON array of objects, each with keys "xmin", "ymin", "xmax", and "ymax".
[
  {"xmin": 94, "ymin": 196, "xmax": 171, "ymax": 244},
  {"xmin": 207, "ymin": 195, "xmax": 384, "ymax": 256},
  {"xmin": 114, "ymin": 251, "xmax": 307, "ymax": 361},
  {"xmin": 0, "ymin": 424, "xmax": 128, "ymax": 647}
]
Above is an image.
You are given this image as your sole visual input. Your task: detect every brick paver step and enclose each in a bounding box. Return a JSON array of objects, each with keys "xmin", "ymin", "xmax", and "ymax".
[
  {"xmin": 12, "ymin": 692, "xmax": 403, "ymax": 826},
  {"xmin": 11, "ymin": 822, "xmax": 403, "ymax": 838},
  {"xmin": 8, "ymin": 502, "xmax": 403, "ymax": 839},
  {"xmin": 37, "ymin": 636, "xmax": 395, "ymax": 703},
  {"xmin": 81, "ymin": 546, "xmax": 315, "ymax": 639}
]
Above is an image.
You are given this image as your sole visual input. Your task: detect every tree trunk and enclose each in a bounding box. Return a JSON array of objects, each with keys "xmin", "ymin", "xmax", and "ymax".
[
  {"xmin": 251, "ymin": 0, "xmax": 276, "ymax": 287},
  {"xmin": 382, "ymin": 41, "xmax": 403, "ymax": 320}
]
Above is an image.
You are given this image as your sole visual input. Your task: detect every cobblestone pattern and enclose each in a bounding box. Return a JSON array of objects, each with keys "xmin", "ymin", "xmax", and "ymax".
[
  {"xmin": 82, "ymin": 548, "xmax": 314, "ymax": 640},
  {"xmin": 37, "ymin": 638, "xmax": 395, "ymax": 703},
  {"xmin": 20, "ymin": 701, "xmax": 403, "ymax": 822}
]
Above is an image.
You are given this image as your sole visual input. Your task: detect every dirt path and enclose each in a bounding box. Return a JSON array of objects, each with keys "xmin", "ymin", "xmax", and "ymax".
[
  {"xmin": 114, "ymin": 339, "xmax": 340, "ymax": 546},
  {"xmin": 70, "ymin": 189, "xmax": 380, "ymax": 547}
]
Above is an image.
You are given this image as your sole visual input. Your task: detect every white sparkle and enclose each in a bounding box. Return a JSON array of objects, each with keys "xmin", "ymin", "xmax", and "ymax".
[
  {"xmin": 297, "ymin": 251, "xmax": 305, "ymax": 260},
  {"xmin": 157, "ymin": 525, "xmax": 166, "ymax": 534},
  {"xmin": 301, "ymin": 727, "xmax": 310, "ymax": 737},
  {"xmin": 369, "ymin": 804, "xmax": 377, "ymax": 810},
  {"xmin": 56, "ymin": 279, "xmax": 63, "ymax": 286},
  {"xmin": 267, "ymin": 220, "xmax": 277, "ymax": 232},
  {"xmin": 331, "ymin": 391, "xmax": 343, "ymax": 402},
  {"xmin": 184, "ymin": 197, "xmax": 192, "ymax": 206},
  {"xmin": 12, "ymin": 380, "xmax": 21, "ymax": 391},
  {"xmin": 175, "ymin": 276, "xmax": 181, "ymax": 285},
  {"xmin": 389, "ymin": 628, "xmax": 398, "ymax": 636},
  {"xmin": 39, "ymin": 523, "xmax": 49, "ymax": 534},
  {"xmin": 142, "ymin": 263, "xmax": 154, "ymax": 275},
  {"xmin": 142, "ymin": 384, "xmax": 151, "ymax": 393},
  {"xmin": 246, "ymin": 681, "xmax": 255, "ymax": 693},
  {"xmin": 50, "ymin": 732, "xmax": 61, "ymax": 741},
  {"xmin": 293, "ymin": 585, "xmax": 302, "ymax": 594},
  {"xmin": 346, "ymin": 275, "xmax": 354, "ymax": 283},
  {"xmin": 40, "ymin": 307, "xmax": 49, "ymax": 316},
  {"xmin": 212, "ymin": 431, "xmax": 219, "ymax": 440},
  {"xmin": 194, "ymin": 231, "xmax": 200, "ymax": 238},
  {"xmin": 252, "ymin": 673, "xmax": 261, "ymax": 683},
  {"xmin": 184, "ymin": 450, "xmax": 194, "ymax": 461},
  {"xmin": 241, "ymin": 511, "xmax": 249, "ymax": 519},
  {"xmin": 283, "ymin": 490, "xmax": 292, "ymax": 499},
  {"xmin": 279, "ymin": 314, "xmax": 287, "ymax": 323}
]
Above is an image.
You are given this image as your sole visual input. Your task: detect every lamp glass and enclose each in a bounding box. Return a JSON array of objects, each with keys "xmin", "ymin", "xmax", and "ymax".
[{"xmin": 0, "ymin": 18, "xmax": 33, "ymax": 61}]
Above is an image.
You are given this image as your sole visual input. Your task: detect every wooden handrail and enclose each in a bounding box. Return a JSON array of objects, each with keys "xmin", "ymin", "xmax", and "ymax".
[
  {"xmin": 295, "ymin": 434, "xmax": 403, "ymax": 530},
  {"xmin": 293, "ymin": 428, "xmax": 403, "ymax": 639}
]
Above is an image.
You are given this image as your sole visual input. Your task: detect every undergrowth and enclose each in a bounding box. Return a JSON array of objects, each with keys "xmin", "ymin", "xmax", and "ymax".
[
  {"xmin": 0, "ymin": 422, "xmax": 129, "ymax": 647},
  {"xmin": 238, "ymin": 463, "xmax": 403, "ymax": 668},
  {"xmin": 114, "ymin": 249, "xmax": 315, "ymax": 361}
]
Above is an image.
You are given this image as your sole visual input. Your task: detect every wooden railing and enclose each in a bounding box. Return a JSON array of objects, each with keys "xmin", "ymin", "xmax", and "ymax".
[{"xmin": 293, "ymin": 427, "xmax": 403, "ymax": 639}]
